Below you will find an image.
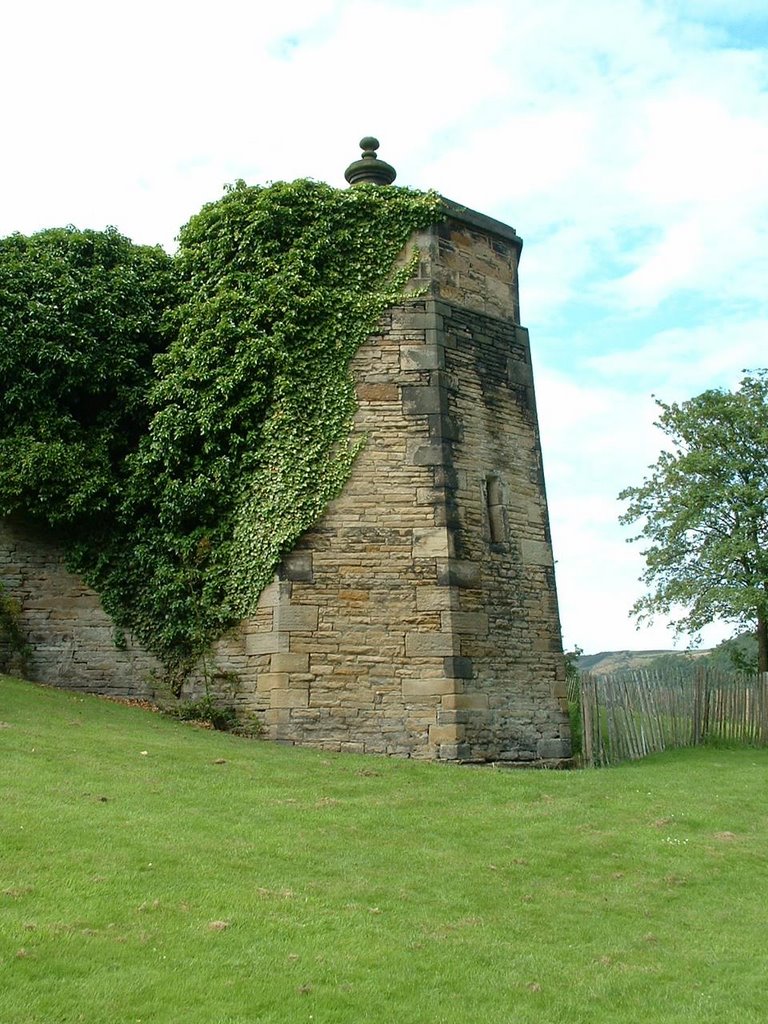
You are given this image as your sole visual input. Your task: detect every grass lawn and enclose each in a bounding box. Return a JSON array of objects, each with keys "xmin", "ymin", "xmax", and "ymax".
[{"xmin": 2, "ymin": 675, "xmax": 767, "ymax": 1024}]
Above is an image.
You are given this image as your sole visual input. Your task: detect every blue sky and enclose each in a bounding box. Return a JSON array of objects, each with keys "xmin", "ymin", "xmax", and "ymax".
[{"xmin": 3, "ymin": 0, "xmax": 767, "ymax": 653}]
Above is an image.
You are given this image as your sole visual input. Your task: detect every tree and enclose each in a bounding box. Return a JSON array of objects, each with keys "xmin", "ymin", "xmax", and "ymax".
[
  {"xmin": 0, "ymin": 227, "xmax": 176, "ymax": 531},
  {"xmin": 619, "ymin": 371, "xmax": 768, "ymax": 672}
]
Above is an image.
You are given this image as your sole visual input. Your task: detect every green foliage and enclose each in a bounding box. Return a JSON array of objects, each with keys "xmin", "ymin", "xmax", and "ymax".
[
  {"xmin": 619, "ymin": 371, "xmax": 768, "ymax": 670},
  {"xmin": 0, "ymin": 181, "xmax": 440, "ymax": 680},
  {"xmin": 704, "ymin": 631, "xmax": 759, "ymax": 674},
  {"xmin": 0, "ymin": 582, "xmax": 29, "ymax": 672},
  {"xmin": 0, "ymin": 227, "xmax": 175, "ymax": 531},
  {"xmin": 174, "ymin": 694, "xmax": 239, "ymax": 732},
  {"xmin": 563, "ymin": 646, "xmax": 583, "ymax": 758},
  {"xmin": 563, "ymin": 645, "xmax": 582, "ymax": 681}
]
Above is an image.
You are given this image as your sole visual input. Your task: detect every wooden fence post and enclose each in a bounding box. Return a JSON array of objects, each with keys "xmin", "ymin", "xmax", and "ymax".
[
  {"xmin": 693, "ymin": 668, "xmax": 704, "ymax": 746},
  {"xmin": 760, "ymin": 673, "xmax": 768, "ymax": 745},
  {"xmin": 580, "ymin": 673, "xmax": 595, "ymax": 767}
]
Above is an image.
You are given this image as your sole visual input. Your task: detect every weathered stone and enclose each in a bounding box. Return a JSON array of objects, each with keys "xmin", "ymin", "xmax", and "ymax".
[
  {"xmin": 270, "ymin": 653, "xmax": 310, "ymax": 673},
  {"xmin": 429, "ymin": 723, "xmax": 464, "ymax": 745},
  {"xmin": 0, "ymin": 197, "xmax": 570, "ymax": 764},
  {"xmin": 412, "ymin": 527, "xmax": 451, "ymax": 558},
  {"xmin": 281, "ymin": 550, "xmax": 313, "ymax": 583},
  {"xmin": 537, "ymin": 737, "xmax": 572, "ymax": 760},
  {"xmin": 441, "ymin": 693, "xmax": 488, "ymax": 710},
  {"xmin": 443, "ymin": 655, "xmax": 474, "ymax": 679},
  {"xmin": 404, "ymin": 632, "xmax": 459, "ymax": 658},
  {"xmin": 401, "ymin": 677, "xmax": 458, "ymax": 698},
  {"xmin": 520, "ymin": 539, "xmax": 555, "ymax": 567},
  {"xmin": 256, "ymin": 673, "xmax": 290, "ymax": 693},
  {"xmin": 245, "ymin": 632, "xmax": 290, "ymax": 656},
  {"xmin": 440, "ymin": 611, "xmax": 488, "ymax": 635},
  {"xmin": 400, "ymin": 346, "xmax": 442, "ymax": 372},
  {"xmin": 416, "ymin": 587, "xmax": 459, "ymax": 612},
  {"xmin": 358, "ymin": 383, "xmax": 399, "ymax": 402},
  {"xmin": 436, "ymin": 559, "xmax": 481, "ymax": 589},
  {"xmin": 273, "ymin": 605, "xmax": 319, "ymax": 633},
  {"xmin": 270, "ymin": 689, "xmax": 310, "ymax": 709}
]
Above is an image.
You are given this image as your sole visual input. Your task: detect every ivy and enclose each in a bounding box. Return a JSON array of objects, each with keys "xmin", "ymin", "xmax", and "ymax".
[
  {"xmin": 0, "ymin": 581, "xmax": 29, "ymax": 673},
  {"xmin": 1, "ymin": 180, "xmax": 440, "ymax": 685}
]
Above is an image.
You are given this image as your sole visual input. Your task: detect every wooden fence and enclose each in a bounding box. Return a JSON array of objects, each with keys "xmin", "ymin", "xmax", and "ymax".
[{"xmin": 571, "ymin": 669, "xmax": 768, "ymax": 766}]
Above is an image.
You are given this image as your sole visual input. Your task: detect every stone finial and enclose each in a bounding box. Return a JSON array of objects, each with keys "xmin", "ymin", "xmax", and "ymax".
[{"xmin": 344, "ymin": 137, "xmax": 397, "ymax": 186}]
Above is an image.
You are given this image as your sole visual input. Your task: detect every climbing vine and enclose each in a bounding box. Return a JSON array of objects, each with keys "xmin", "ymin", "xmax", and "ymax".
[
  {"xmin": 0, "ymin": 179, "xmax": 440, "ymax": 684},
  {"xmin": 0, "ymin": 582, "xmax": 29, "ymax": 673}
]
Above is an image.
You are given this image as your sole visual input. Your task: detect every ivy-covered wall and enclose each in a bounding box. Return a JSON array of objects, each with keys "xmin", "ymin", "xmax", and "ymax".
[
  {"xmin": 0, "ymin": 182, "xmax": 570, "ymax": 762},
  {"xmin": 0, "ymin": 181, "xmax": 440, "ymax": 691}
]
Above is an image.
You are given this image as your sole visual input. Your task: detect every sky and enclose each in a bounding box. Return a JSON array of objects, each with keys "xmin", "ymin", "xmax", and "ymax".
[{"xmin": 3, "ymin": 0, "xmax": 767, "ymax": 655}]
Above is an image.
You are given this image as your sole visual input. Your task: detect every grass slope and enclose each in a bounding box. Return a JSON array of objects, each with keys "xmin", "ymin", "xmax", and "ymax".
[{"xmin": 1, "ymin": 675, "xmax": 767, "ymax": 1024}]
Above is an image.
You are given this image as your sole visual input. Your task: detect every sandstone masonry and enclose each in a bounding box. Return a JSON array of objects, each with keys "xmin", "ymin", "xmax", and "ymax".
[{"xmin": 0, "ymin": 198, "xmax": 571, "ymax": 764}]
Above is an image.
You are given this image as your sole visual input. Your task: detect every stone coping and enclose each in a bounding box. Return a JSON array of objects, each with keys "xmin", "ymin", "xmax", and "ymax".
[{"xmin": 439, "ymin": 196, "xmax": 523, "ymax": 254}]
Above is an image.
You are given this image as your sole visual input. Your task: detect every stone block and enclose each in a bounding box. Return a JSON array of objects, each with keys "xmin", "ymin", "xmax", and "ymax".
[
  {"xmin": 401, "ymin": 384, "xmax": 440, "ymax": 417},
  {"xmin": 537, "ymin": 737, "xmax": 572, "ymax": 760},
  {"xmin": 257, "ymin": 581, "xmax": 291, "ymax": 608},
  {"xmin": 531, "ymin": 636, "xmax": 559, "ymax": 653},
  {"xmin": 281, "ymin": 550, "xmax": 313, "ymax": 583},
  {"xmin": 437, "ymin": 709, "xmax": 468, "ymax": 725},
  {"xmin": 270, "ymin": 653, "xmax": 309, "ymax": 673},
  {"xmin": 429, "ymin": 723, "xmax": 464, "ymax": 745},
  {"xmin": 263, "ymin": 708, "xmax": 292, "ymax": 727},
  {"xmin": 520, "ymin": 539, "xmax": 554, "ymax": 567},
  {"xmin": 412, "ymin": 527, "xmax": 451, "ymax": 558},
  {"xmin": 402, "ymin": 677, "xmax": 458, "ymax": 697},
  {"xmin": 269, "ymin": 688, "xmax": 310, "ymax": 709},
  {"xmin": 436, "ymin": 559, "xmax": 481, "ymax": 589},
  {"xmin": 442, "ymin": 655, "xmax": 474, "ymax": 679},
  {"xmin": 412, "ymin": 443, "xmax": 451, "ymax": 466},
  {"xmin": 273, "ymin": 605, "xmax": 319, "ymax": 632},
  {"xmin": 256, "ymin": 673, "xmax": 290, "ymax": 693},
  {"xmin": 245, "ymin": 632, "xmax": 290, "ymax": 655},
  {"xmin": 441, "ymin": 611, "xmax": 488, "ymax": 635},
  {"xmin": 441, "ymin": 693, "xmax": 488, "ymax": 711},
  {"xmin": 338, "ymin": 590, "xmax": 370, "ymax": 604},
  {"xmin": 400, "ymin": 346, "xmax": 442, "ymax": 372},
  {"xmin": 437, "ymin": 742, "xmax": 471, "ymax": 761},
  {"xmin": 416, "ymin": 587, "xmax": 459, "ymax": 612},
  {"xmin": 404, "ymin": 632, "xmax": 458, "ymax": 657},
  {"xmin": 357, "ymin": 383, "xmax": 399, "ymax": 402},
  {"xmin": 428, "ymin": 414, "xmax": 461, "ymax": 442}
]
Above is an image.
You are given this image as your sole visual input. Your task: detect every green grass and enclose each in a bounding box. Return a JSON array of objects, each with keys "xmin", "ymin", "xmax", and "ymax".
[{"xmin": 2, "ymin": 675, "xmax": 767, "ymax": 1024}]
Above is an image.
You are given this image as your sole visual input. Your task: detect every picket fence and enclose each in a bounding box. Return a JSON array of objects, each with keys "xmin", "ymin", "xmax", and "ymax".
[{"xmin": 571, "ymin": 669, "xmax": 768, "ymax": 766}]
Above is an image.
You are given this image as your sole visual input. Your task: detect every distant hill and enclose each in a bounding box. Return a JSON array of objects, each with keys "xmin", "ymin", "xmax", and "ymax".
[
  {"xmin": 577, "ymin": 648, "xmax": 710, "ymax": 675},
  {"xmin": 576, "ymin": 632, "xmax": 759, "ymax": 676}
]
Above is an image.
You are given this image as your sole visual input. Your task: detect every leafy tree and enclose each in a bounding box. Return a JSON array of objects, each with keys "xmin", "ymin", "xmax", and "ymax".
[
  {"xmin": 0, "ymin": 227, "xmax": 176, "ymax": 532},
  {"xmin": 703, "ymin": 631, "xmax": 759, "ymax": 674},
  {"xmin": 619, "ymin": 371, "xmax": 768, "ymax": 672},
  {"xmin": 563, "ymin": 645, "xmax": 583, "ymax": 681}
]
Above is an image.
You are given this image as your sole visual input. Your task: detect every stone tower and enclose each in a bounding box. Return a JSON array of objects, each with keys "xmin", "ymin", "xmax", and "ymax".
[
  {"xmin": 0, "ymin": 139, "xmax": 571, "ymax": 764},
  {"xmin": 240, "ymin": 140, "xmax": 571, "ymax": 762}
]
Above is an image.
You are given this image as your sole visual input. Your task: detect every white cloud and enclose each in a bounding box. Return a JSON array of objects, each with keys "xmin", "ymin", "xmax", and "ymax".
[{"xmin": 588, "ymin": 321, "xmax": 768, "ymax": 400}]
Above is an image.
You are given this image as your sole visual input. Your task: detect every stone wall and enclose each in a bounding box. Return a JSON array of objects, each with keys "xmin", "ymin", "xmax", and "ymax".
[
  {"xmin": 0, "ymin": 200, "xmax": 571, "ymax": 763},
  {"xmin": 0, "ymin": 519, "xmax": 163, "ymax": 694}
]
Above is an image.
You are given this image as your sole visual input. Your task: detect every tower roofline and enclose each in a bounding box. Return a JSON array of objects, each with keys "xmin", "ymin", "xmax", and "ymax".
[{"xmin": 439, "ymin": 196, "xmax": 523, "ymax": 257}]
